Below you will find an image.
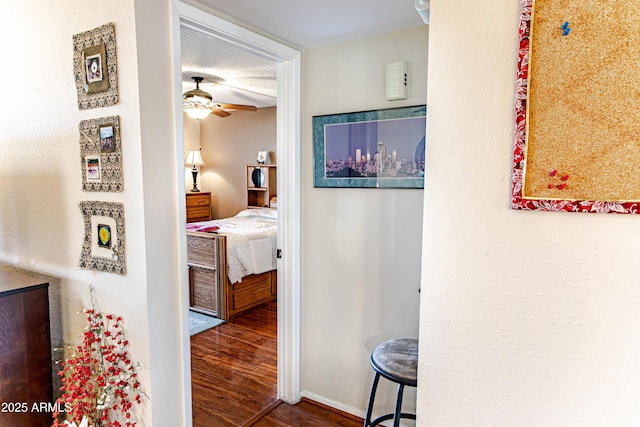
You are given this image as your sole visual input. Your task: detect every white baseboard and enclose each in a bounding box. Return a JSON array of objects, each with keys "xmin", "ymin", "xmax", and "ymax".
[
  {"xmin": 299, "ymin": 390, "xmax": 365, "ymax": 419},
  {"xmin": 299, "ymin": 390, "xmax": 417, "ymax": 427}
]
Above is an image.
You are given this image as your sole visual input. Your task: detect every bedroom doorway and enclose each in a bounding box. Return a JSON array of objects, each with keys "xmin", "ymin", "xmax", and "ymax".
[{"xmin": 171, "ymin": 1, "xmax": 301, "ymax": 424}]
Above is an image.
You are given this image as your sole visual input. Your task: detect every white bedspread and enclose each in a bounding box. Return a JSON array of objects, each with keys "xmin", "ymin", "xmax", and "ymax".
[{"xmin": 187, "ymin": 209, "xmax": 277, "ymax": 284}]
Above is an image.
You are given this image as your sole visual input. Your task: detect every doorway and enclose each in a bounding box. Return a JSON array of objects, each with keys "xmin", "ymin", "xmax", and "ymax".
[{"xmin": 171, "ymin": 1, "xmax": 302, "ymax": 424}]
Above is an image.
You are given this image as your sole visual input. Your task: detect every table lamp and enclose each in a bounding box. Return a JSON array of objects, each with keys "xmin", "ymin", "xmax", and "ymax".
[{"xmin": 185, "ymin": 149, "xmax": 205, "ymax": 192}]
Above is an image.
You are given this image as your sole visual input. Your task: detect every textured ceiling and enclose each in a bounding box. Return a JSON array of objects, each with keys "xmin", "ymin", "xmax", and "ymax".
[
  {"xmin": 181, "ymin": 28, "xmax": 277, "ymax": 108},
  {"xmin": 180, "ymin": 0, "xmax": 425, "ymax": 109}
]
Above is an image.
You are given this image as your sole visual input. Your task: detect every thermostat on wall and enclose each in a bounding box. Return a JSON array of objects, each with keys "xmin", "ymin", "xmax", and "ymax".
[{"xmin": 386, "ymin": 60, "xmax": 408, "ymax": 100}]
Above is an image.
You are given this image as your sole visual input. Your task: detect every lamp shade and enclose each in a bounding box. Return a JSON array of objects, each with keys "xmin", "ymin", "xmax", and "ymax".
[{"xmin": 185, "ymin": 150, "xmax": 205, "ymax": 167}]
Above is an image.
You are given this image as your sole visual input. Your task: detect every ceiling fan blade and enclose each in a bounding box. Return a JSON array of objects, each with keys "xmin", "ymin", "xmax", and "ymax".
[
  {"xmin": 218, "ymin": 103, "xmax": 257, "ymax": 112},
  {"xmin": 211, "ymin": 107, "xmax": 231, "ymax": 118}
]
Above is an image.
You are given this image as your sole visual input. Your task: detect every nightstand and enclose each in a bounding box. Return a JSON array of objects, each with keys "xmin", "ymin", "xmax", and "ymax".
[{"xmin": 186, "ymin": 192, "xmax": 211, "ymax": 223}]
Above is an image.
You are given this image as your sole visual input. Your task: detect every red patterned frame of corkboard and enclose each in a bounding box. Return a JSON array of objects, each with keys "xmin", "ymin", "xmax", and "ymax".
[{"xmin": 512, "ymin": 0, "xmax": 640, "ymax": 214}]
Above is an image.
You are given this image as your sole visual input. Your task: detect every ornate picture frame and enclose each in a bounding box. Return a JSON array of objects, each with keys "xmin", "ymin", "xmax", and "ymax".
[
  {"xmin": 73, "ymin": 23, "xmax": 118, "ymax": 109},
  {"xmin": 79, "ymin": 116, "xmax": 123, "ymax": 192},
  {"xmin": 78, "ymin": 201, "xmax": 126, "ymax": 275},
  {"xmin": 313, "ymin": 105, "xmax": 426, "ymax": 188}
]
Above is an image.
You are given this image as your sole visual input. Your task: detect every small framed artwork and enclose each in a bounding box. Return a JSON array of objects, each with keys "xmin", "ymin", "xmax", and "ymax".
[
  {"xmin": 85, "ymin": 53, "xmax": 103, "ymax": 83},
  {"xmin": 99, "ymin": 124, "xmax": 115, "ymax": 152},
  {"xmin": 257, "ymin": 151, "xmax": 268, "ymax": 164},
  {"xmin": 73, "ymin": 23, "xmax": 118, "ymax": 109},
  {"xmin": 79, "ymin": 116, "xmax": 123, "ymax": 192},
  {"xmin": 85, "ymin": 156, "xmax": 102, "ymax": 183},
  {"xmin": 97, "ymin": 223, "xmax": 112, "ymax": 248},
  {"xmin": 78, "ymin": 201, "xmax": 126, "ymax": 275},
  {"xmin": 313, "ymin": 105, "xmax": 427, "ymax": 188}
]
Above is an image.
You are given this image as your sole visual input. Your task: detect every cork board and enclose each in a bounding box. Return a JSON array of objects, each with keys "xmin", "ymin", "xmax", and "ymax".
[{"xmin": 512, "ymin": 0, "xmax": 640, "ymax": 214}]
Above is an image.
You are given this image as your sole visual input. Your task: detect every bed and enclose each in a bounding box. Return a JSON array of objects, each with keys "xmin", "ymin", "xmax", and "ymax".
[{"xmin": 186, "ymin": 208, "xmax": 278, "ymax": 320}]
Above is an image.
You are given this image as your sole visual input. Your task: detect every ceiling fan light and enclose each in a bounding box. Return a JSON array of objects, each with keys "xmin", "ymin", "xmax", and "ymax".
[{"xmin": 185, "ymin": 104, "xmax": 211, "ymax": 120}]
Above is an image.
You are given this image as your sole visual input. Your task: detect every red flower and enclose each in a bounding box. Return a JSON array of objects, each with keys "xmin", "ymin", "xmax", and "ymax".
[{"xmin": 52, "ymin": 287, "xmax": 143, "ymax": 427}]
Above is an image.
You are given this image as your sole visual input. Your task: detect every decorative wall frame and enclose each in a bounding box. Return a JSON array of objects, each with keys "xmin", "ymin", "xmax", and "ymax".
[
  {"xmin": 79, "ymin": 116, "xmax": 123, "ymax": 192},
  {"xmin": 512, "ymin": 0, "xmax": 640, "ymax": 214},
  {"xmin": 78, "ymin": 201, "xmax": 126, "ymax": 275},
  {"xmin": 313, "ymin": 105, "xmax": 426, "ymax": 188},
  {"xmin": 73, "ymin": 23, "xmax": 118, "ymax": 109}
]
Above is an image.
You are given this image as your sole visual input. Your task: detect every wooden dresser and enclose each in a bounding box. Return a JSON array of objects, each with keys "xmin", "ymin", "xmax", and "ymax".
[
  {"xmin": 186, "ymin": 192, "xmax": 211, "ymax": 223},
  {"xmin": 0, "ymin": 270, "xmax": 52, "ymax": 427}
]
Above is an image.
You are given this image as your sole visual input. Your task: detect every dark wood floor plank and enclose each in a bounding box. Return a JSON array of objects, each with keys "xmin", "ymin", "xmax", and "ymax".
[
  {"xmin": 191, "ymin": 302, "xmax": 278, "ymax": 427},
  {"xmin": 190, "ymin": 301, "xmax": 364, "ymax": 426},
  {"xmin": 252, "ymin": 400, "xmax": 363, "ymax": 427}
]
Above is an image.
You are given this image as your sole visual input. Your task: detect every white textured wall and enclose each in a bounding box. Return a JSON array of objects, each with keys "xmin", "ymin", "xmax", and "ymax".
[
  {"xmin": 0, "ymin": 1, "xmax": 183, "ymax": 425},
  {"xmin": 183, "ymin": 107, "xmax": 277, "ymax": 218},
  {"xmin": 302, "ymin": 26, "xmax": 428, "ymax": 417},
  {"xmin": 418, "ymin": 1, "xmax": 640, "ymax": 425}
]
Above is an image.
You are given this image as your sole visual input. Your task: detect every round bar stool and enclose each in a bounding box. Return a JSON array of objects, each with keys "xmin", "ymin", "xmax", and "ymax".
[{"xmin": 364, "ymin": 338, "xmax": 418, "ymax": 427}]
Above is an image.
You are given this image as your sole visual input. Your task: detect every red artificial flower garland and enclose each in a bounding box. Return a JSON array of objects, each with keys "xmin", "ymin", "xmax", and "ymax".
[{"xmin": 52, "ymin": 288, "xmax": 143, "ymax": 427}]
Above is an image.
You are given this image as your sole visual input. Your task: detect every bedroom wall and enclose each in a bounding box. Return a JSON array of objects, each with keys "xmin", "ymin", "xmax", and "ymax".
[
  {"xmin": 0, "ymin": 1, "xmax": 183, "ymax": 425},
  {"xmin": 301, "ymin": 25, "xmax": 428, "ymax": 417},
  {"xmin": 183, "ymin": 106, "xmax": 277, "ymax": 219},
  {"xmin": 418, "ymin": 1, "xmax": 640, "ymax": 425}
]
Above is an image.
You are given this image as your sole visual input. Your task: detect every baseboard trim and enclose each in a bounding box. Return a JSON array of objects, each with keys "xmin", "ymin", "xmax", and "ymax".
[
  {"xmin": 299, "ymin": 390, "xmax": 365, "ymax": 420},
  {"xmin": 300, "ymin": 396, "xmax": 364, "ymax": 423}
]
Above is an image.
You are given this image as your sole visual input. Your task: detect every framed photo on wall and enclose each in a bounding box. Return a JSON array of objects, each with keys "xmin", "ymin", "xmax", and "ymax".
[
  {"xmin": 73, "ymin": 23, "xmax": 118, "ymax": 109},
  {"xmin": 78, "ymin": 201, "xmax": 126, "ymax": 275},
  {"xmin": 85, "ymin": 156, "xmax": 102, "ymax": 183},
  {"xmin": 313, "ymin": 105, "xmax": 426, "ymax": 188},
  {"xmin": 79, "ymin": 116, "xmax": 123, "ymax": 192}
]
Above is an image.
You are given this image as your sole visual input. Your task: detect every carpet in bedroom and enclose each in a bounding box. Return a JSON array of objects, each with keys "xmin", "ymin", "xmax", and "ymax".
[{"xmin": 189, "ymin": 310, "xmax": 225, "ymax": 336}]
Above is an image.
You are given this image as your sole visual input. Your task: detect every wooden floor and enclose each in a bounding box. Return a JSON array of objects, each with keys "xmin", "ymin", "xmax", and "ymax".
[
  {"xmin": 190, "ymin": 301, "xmax": 362, "ymax": 426},
  {"xmin": 252, "ymin": 399, "xmax": 363, "ymax": 427}
]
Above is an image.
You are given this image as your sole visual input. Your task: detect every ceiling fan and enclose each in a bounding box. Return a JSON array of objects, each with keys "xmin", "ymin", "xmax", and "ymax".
[{"xmin": 183, "ymin": 76, "xmax": 257, "ymax": 119}]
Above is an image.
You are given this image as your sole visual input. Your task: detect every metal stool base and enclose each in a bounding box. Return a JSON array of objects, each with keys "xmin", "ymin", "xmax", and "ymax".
[
  {"xmin": 364, "ymin": 371, "xmax": 417, "ymax": 427},
  {"xmin": 368, "ymin": 413, "xmax": 417, "ymax": 426}
]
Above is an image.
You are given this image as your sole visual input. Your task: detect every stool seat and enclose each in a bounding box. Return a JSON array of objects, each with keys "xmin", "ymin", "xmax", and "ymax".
[
  {"xmin": 371, "ymin": 338, "xmax": 418, "ymax": 385},
  {"xmin": 365, "ymin": 338, "xmax": 418, "ymax": 427}
]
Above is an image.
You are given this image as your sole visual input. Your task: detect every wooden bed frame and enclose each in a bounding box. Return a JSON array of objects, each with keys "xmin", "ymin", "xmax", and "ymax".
[{"xmin": 187, "ymin": 231, "xmax": 276, "ymax": 320}]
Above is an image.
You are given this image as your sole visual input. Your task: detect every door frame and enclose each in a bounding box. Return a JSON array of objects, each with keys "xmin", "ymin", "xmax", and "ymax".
[{"xmin": 170, "ymin": 1, "xmax": 302, "ymax": 422}]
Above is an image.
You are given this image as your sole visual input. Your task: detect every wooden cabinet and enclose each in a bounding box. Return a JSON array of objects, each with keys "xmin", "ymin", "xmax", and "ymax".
[
  {"xmin": 246, "ymin": 165, "xmax": 276, "ymax": 209},
  {"xmin": 187, "ymin": 233, "xmax": 224, "ymax": 318},
  {"xmin": 186, "ymin": 192, "xmax": 211, "ymax": 223},
  {"xmin": 0, "ymin": 270, "xmax": 52, "ymax": 427},
  {"xmin": 226, "ymin": 270, "xmax": 276, "ymax": 319}
]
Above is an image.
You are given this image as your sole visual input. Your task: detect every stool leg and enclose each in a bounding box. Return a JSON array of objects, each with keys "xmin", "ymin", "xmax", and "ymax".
[
  {"xmin": 393, "ymin": 384, "xmax": 405, "ymax": 427},
  {"xmin": 364, "ymin": 372, "xmax": 381, "ymax": 426}
]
